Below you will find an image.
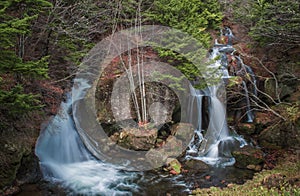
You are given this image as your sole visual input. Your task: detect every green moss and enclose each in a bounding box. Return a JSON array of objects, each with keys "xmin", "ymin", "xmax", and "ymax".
[{"xmin": 190, "ymin": 159, "xmax": 300, "ymax": 195}]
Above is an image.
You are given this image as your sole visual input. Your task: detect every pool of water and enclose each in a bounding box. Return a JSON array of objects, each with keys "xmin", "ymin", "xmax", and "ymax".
[{"xmin": 16, "ymin": 161, "xmax": 254, "ymax": 196}]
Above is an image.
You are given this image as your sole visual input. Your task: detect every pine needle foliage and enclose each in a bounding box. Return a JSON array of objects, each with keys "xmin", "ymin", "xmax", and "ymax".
[{"xmin": 0, "ymin": 0, "xmax": 52, "ymax": 118}]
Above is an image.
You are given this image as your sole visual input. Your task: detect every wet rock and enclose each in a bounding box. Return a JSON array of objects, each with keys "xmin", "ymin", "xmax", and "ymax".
[
  {"xmin": 232, "ymin": 146, "xmax": 264, "ymax": 171},
  {"xmin": 183, "ymin": 159, "xmax": 210, "ymax": 172},
  {"xmin": 163, "ymin": 136, "xmax": 183, "ymax": 157},
  {"xmin": 145, "ymin": 148, "xmax": 167, "ymax": 168},
  {"xmin": 218, "ymin": 138, "xmax": 241, "ymax": 157},
  {"xmin": 170, "ymin": 123, "xmax": 194, "ymax": 145},
  {"xmin": 112, "ymin": 127, "xmax": 158, "ymax": 150},
  {"xmin": 145, "ymin": 136, "xmax": 184, "ymax": 167}
]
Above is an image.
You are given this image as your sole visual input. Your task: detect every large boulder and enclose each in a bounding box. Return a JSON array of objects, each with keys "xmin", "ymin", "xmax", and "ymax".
[
  {"xmin": 0, "ymin": 142, "xmax": 33, "ymax": 190},
  {"xmin": 183, "ymin": 159, "xmax": 210, "ymax": 172},
  {"xmin": 163, "ymin": 136, "xmax": 183, "ymax": 157},
  {"xmin": 259, "ymin": 119, "xmax": 300, "ymax": 150},
  {"xmin": 96, "ymin": 63, "xmax": 180, "ymax": 124},
  {"xmin": 110, "ymin": 127, "xmax": 158, "ymax": 150},
  {"xmin": 145, "ymin": 135, "xmax": 184, "ymax": 167},
  {"xmin": 232, "ymin": 145, "xmax": 264, "ymax": 171},
  {"xmin": 170, "ymin": 123, "xmax": 194, "ymax": 146},
  {"xmin": 145, "ymin": 148, "xmax": 167, "ymax": 168}
]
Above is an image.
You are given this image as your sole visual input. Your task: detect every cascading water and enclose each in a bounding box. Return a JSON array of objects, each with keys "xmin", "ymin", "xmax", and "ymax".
[
  {"xmin": 186, "ymin": 86, "xmax": 204, "ymax": 154},
  {"xmin": 235, "ymin": 56, "xmax": 257, "ymax": 122},
  {"xmin": 35, "ymin": 26, "xmax": 256, "ymax": 194},
  {"xmin": 35, "ymin": 93, "xmax": 141, "ymax": 195},
  {"xmin": 185, "ymin": 27, "xmax": 248, "ymax": 166},
  {"xmin": 242, "ymin": 81, "xmax": 255, "ymax": 122}
]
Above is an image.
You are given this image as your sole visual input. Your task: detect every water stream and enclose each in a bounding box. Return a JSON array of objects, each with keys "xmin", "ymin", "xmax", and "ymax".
[
  {"xmin": 34, "ymin": 27, "xmax": 256, "ymax": 195},
  {"xmin": 35, "ymin": 95, "xmax": 141, "ymax": 195},
  {"xmin": 34, "ymin": 92, "xmax": 253, "ymax": 195},
  {"xmin": 185, "ymin": 28, "xmax": 247, "ymax": 166}
]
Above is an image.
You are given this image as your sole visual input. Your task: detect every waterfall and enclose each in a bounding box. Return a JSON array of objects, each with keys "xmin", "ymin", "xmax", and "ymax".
[
  {"xmin": 242, "ymin": 81, "xmax": 255, "ymax": 122},
  {"xmin": 35, "ymin": 94, "xmax": 91, "ymax": 165},
  {"xmin": 187, "ymin": 86, "xmax": 204, "ymax": 153},
  {"xmin": 185, "ymin": 27, "xmax": 248, "ymax": 166},
  {"xmin": 35, "ymin": 93, "xmax": 140, "ymax": 195},
  {"xmin": 186, "ymin": 84, "xmax": 246, "ymax": 166},
  {"xmin": 35, "ymin": 26, "xmax": 255, "ymax": 194},
  {"xmin": 235, "ymin": 56, "xmax": 256, "ymax": 122}
]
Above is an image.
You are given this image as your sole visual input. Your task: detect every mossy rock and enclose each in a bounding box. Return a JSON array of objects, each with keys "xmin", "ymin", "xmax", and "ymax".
[
  {"xmin": 237, "ymin": 123, "xmax": 256, "ymax": 135},
  {"xmin": 165, "ymin": 158, "xmax": 182, "ymax": 174},
  {"xmin": 264, "ymin": 78, "xmax": 294, "ymax": 101},
  {"xmin": 259, "ymin": 118, "xmax": 300, "ymax": 150},
  {"xmin": 0, "ymin": 142, "xmax": 29, "ymax": 189},
  {"xmin": 232, "ymin": 146, "xmax": 264, "ymax": 171},
  {"xmin": 183, "ymin": 159, "xmax": 210, "ymax": 172}
]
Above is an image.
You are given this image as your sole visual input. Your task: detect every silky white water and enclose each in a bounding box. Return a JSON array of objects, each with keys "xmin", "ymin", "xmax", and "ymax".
[
  {"xmin": 34, "ymin": 26, "xmax": 254, "ymax": 194},
  {"xmin": 35, "ymin": 95, "xmax": 140, "ymax": 195},
  {"xmin": 185, "ymin": 27, "xmax": 248, "ymax": 166}
]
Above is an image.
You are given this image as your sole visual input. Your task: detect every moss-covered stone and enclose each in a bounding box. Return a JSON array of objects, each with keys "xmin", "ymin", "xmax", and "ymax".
[
  {"xmin": 0, "ymin": 142, "xmax": 29, "ymax": 189},
  {"xmin": 237, "ymin": 123, "xmax": 256, "ymax": 135},
  {"xmin": 259, "ymin": 119, "xmax": 300, "ymax": 150},
  {"xmin": 165, "ymin": 158, "xmax": 182, "ymax": 174},
  {"xmin": 232, "ymin": 146, "xmax": 264, "ymax": 171},
  {"xmin": 183, "ymin": 159, "xmax": 210, "ymax": 172}
]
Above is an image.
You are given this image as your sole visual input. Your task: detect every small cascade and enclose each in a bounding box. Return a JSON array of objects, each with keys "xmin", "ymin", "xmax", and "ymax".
[
  {"xmin": 235, "ymin": 56, "xmax": 257, "ymax": 122},
  {"xmin": 187, "ymin": 86, "xmax": 204, "ymax": 153},
  {"xmin": 242, "ymin": 81, "xmax": 255, "ymax": 122},
  {"xmin": 36, "ymin": 94, "xmax": 91, "ymax": 166},
  {"xmin": 186, "ymin": 84, "xmax": 245, "ymax": 166},
  {"xmin": 185, "ymin": 27, "xmax": 252, "ymax": 166}
]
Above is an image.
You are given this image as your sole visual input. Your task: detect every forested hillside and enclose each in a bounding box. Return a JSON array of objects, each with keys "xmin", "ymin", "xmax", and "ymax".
[{"xmin": 0, "ymin": 0, "xmax": 299, "ymax": 195}]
